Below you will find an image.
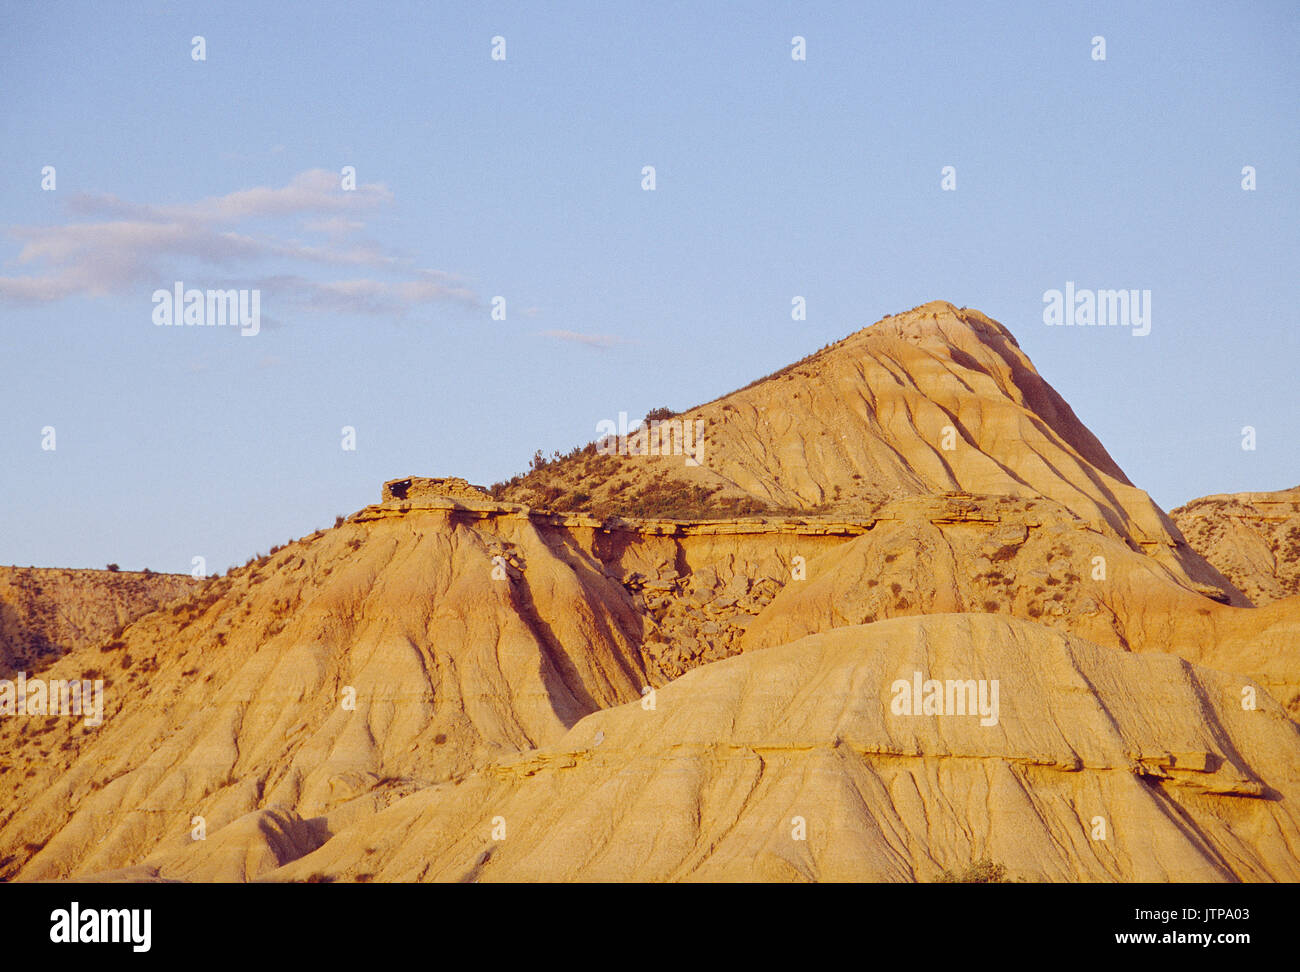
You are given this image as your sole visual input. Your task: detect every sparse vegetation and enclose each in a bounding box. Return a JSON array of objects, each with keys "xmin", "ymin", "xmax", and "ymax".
[
  {"xmin": 488, "ymin": 443, "xmax": 782, "ymax": 520},
  {"xmin": 937, "ymin": 858, "xmax": 1010, "ymax": 883}
]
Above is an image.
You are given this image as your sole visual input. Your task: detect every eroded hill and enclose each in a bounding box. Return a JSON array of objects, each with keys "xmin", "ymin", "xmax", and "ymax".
[
  {"xmin": 495, "ymin": 301, "xmax": 1241, "ymax": 604},
  {"xmin": 1, "ymin": 301, "xmax": 1296, "ymax": 883}
]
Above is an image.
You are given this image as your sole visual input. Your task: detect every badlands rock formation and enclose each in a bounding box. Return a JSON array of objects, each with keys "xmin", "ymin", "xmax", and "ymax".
[{"xmin": 0, "ymin": 301, "xmax": 1295, "ymax": 883}]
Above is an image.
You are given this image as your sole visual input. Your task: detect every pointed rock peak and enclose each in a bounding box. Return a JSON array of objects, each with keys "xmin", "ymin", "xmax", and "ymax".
[{"xmin": 865, "ymin": 301, "xmax": 1022, "ymax": 353}]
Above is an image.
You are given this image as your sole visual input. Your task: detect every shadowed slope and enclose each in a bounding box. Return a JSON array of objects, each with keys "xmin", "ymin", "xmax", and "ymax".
[{"xmin": 0, "ymin": 508, "xmax": 650, "ymax": 881}]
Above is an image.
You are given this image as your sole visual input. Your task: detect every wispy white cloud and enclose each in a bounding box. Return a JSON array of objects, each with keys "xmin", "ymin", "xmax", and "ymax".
[
  {"xmin": 0, "ymin": 170, "xmax": 475, "ymax": 316},
  {"xmin": 63, "ymin": 169, "xmax": 392, "ymax": 224}
]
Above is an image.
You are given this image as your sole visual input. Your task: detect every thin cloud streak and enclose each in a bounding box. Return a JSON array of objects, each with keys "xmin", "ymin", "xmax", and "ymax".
[{"xmin": 540, "ymin": 329, "xmax": 626, "ymax": 348}]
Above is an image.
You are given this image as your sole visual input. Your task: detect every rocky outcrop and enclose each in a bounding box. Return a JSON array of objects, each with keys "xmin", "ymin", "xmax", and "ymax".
[{"xmin": 381, "ymin": 476, "xmax": 491, "ymax": 504}]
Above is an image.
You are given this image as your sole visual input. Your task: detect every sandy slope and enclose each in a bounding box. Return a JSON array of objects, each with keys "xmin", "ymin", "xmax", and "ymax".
[{"xmin": 259, "ymin": 615, "xmax": 1300, "ymax": 883}]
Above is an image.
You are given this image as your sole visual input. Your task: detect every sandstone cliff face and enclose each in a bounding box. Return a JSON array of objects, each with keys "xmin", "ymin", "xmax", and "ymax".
[
  {"xmin": 0, "ymin": 566, "xmax": 197, "ymax": 677},
  {"xmin": 1172, "ymin": 487, "xmax": 1300, "ymax": 606}
]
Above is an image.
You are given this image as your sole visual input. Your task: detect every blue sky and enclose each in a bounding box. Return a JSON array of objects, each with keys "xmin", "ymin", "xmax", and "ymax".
[{"xmin": 1, "ymin": 0, "xmax": 1296, "ymax": 573}]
